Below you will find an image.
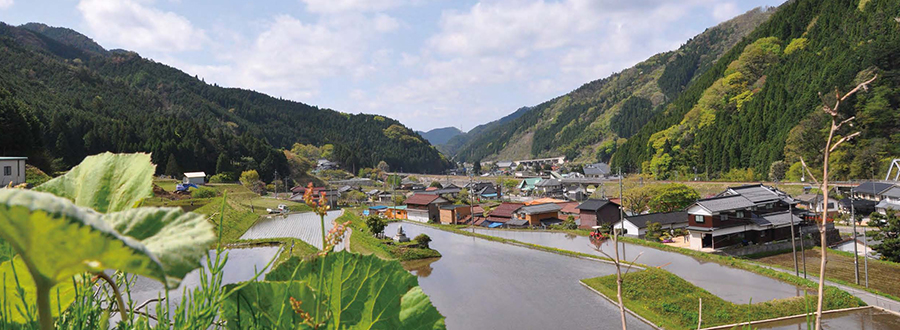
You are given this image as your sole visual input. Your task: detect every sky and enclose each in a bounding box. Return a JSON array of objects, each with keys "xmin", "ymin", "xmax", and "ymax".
[{"xmin": 1, "ymin": 0, "xmax": 786, "ymax": 132}]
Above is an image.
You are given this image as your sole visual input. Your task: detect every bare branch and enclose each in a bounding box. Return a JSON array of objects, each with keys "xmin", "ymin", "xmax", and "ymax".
[
  {"xmin": 835, "ymin": 116, "xmax": 856, "ymax": 130},
  {"xmin": 623, "ymin": 252, "xmax": 644, "ymax": 276},
  {"xmin": 829, "ymin": 132, "xmax": 861, "ymax": 152},
  {"xmin": 839, "ymin": 75, "xmax": 878, "ymax": 102},
  {"xmin": 799, "ymin": 158, "xmax": 821, "ymax": 187}
]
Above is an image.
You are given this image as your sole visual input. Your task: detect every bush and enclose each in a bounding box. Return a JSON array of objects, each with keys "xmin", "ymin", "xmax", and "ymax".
[
  {"xmin": 191, "ymin": 186, "xmax": 218, "ymax": 198},
  {"xmin": 414, "ymin": 234, "xmax": 432, "ymax": 249},
  {"xmin": 365, "ymin": 215, "xmax": 387, "ymax": 236},
  {"xmin": 209, "ymin": 173, "xmax": 235, "ymax": 183}
]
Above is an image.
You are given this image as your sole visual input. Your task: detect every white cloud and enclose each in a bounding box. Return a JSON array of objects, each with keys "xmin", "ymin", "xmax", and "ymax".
[
  {"xmin": 77, "ymin": 0, "xmax": 207, "ymax": 52},
  {"xmin": 373, "ymin": 14, "xmax": 400, "ymax": 32},
  {"xmin": 300, "ymin": 0, "xmax": 407, "ymax": 13},
  {"xmin": 0, "ymin": 0, "xmax": 13, "ymax": 10},
  {"xmin": 712, "ymin": 2, "xmax": 740, "ymax": 22}
]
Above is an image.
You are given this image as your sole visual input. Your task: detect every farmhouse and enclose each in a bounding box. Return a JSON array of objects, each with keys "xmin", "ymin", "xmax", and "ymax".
[
  {"xmin": 612, "ymin": 212, "xmax": 688, "ymax": 237},
  {"xmin": 513, "ymin": 203, "xmax": 562, "ymax": 227},
  {"xmin": 439, "ymin": 204, "xmax": 472, "ymax": 225},
  {"xmin": 404, "ymin": 194, "xmax": 450, "ymax": 223},
  {"xmin": 484, "ymin": 202, "xmax": 524, "ymax": 227},
  {"xmin": 576, "ymin": 199, "xmax": 620, "ymax": 229},
  {"xmin": 0, "ymin": 157, "xmax": 26, "ymax": 186},
  {"xmin": 686, "ymin": 184, "xmax": 802, "ymax": 250}
]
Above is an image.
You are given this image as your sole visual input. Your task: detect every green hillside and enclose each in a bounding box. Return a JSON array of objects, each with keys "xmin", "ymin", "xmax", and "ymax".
[
  {"xmin": 611, "ymin": 0, "xmax": 900, "ymax": 181},
  {"xmin": 0, "ymin": 22, "xmax": 451, "ymax": 178},
  {"xmin": 452, "ymin": 7, "xmax": 774, "ymax": 164}
]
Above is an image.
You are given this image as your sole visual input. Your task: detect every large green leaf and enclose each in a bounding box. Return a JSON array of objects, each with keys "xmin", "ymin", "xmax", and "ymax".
[
  {"xmin": 0, "ymin": 189, "xmax": 213, "ymax": 288},
  {"xmin": 0, "ymin": 257, "xmax": 76, "ymax": 323},
  {"xmin": 223, "ymin": 251, "xmax": 445, "ymax": 329},
  {"xmin": 399, "ymin": 287, "xmax": 445, "ymax": 330},
  {"xmin": 35, "ymin": 152, "xmax": 155, "ymax": 213}
]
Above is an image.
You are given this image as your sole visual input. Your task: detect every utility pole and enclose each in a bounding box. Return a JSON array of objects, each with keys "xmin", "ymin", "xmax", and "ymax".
[
  {"xmin": 863, "ymin": 227, "xmax": 869, "ymax": 288},
  {"xmin": 799, "ymin": 220, "xmax": 807, "ymax": 279},
  {"xmin": 789, "ymin": 198, "xmax": 799, "ymax": 277},
  {"xmin": 852, "ymin": 196, "xmax": 860, "ymax": 285},
  {"xmin": 274, "ymin": 171, "xmax": 279, "ymax": 200},
  {"xmin": 619, "ymin": 167, "xmax": 625, "ymax": 260}
]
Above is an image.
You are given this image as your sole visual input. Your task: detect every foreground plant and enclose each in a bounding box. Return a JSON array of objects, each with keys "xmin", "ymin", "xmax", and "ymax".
[
  {"xmin": 798, "ymin": 74, "xmax": 877, "ymax": 330},
  {"xmin": 0, "ymin": 153, "xmax": 216, "ymax": 329}
]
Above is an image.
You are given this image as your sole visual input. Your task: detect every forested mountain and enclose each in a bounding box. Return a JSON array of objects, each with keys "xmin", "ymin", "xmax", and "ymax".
[
  {"xmin": 437, "ymin": 106, "xmax": 532, "ymax": 157},
  {"xmin": 417, "ymin": 127, "xmax": 463, "ymax": 146},
  {"xmin": 452, "ymin": 8, "xmax": 774, "ymax": 164},
  {"xmin": 611, "ymin": 0, "xmax": 900, "ymax": 181},
  {"xmin": 0, "ymin": 22, "xmax": 451, "ymax": 180}
]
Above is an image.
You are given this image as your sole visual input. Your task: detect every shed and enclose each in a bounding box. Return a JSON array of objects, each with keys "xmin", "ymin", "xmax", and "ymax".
[
  {"xmin": 183, "ymin": 172, "xmax": 207, "ymax": 185},
  {"xmin": 0, "ymin": 157, "xmax": 27, "ymax": 186}
]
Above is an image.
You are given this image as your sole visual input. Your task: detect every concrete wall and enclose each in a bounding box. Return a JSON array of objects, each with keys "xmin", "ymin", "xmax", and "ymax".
[
  {"xmin": 0, "ymin": 159, "xmax": 26, "ymax": 186},
  {"xmin": 720, "ymin": 238, "xmax": 817, "ymax": 257}
]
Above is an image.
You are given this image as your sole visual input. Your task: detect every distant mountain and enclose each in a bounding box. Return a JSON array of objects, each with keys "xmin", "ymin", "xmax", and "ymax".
[
  {"xmin": 0, "ymin": 22, "xmax": 451, "ymax": 177},
  {"xmin": 417, "ymin": 127, "xmax": 463, "ymax": 146},
  {"xmin": 440, "ymin": 106, "xmax": 532, "ymax": 158},
  {"xmin": 452, "ymin": 7, "xmax": 774, "ymax": 163},
  {"xmin": 612, "ymin": 0, "xmax": 900, "ymax": 181}
]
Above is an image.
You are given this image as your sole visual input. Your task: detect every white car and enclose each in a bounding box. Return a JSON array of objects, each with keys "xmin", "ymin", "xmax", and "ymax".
[{"xmin": 267, "ymin": 204, "xmax": 289, "ymax": 214}]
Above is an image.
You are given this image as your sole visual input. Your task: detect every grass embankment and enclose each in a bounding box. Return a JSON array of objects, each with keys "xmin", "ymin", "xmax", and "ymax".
[
  {"xmin": 148, "ymin": 181, "xmax": 319, "ymax": 265},
  {"xmin": 581, "ymin": 268, "xmax": 863, "ymax": 330},
  {"xmin": 754, "ymin": 247, "xmax": 900, "ymax": 301},
  {"xmin": 338, "ymin": 211, "xmax": 441, "ymax": 261}
]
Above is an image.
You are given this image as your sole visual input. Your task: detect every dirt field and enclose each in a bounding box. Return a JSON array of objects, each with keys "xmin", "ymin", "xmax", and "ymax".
[{"xmin": 756, "ymin": 248, "xmax": 900, "ymax": 298}]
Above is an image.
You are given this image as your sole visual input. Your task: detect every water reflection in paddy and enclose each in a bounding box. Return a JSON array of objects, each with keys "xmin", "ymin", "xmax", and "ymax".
[
  {"xmin": 471, "ymin": 228, "xmax": 807, "ymax": 304},
  {"xmin": 385, "ymin": 222, "xmax": 654, "ymax": 330}
]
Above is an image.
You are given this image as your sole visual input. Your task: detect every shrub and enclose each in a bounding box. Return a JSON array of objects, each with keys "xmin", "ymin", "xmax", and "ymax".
[
  {"xmin": 646, "ymin": 222, "xmax": 663, "ymax": 240},
  {"xmin": 414, "ymin": 234, "xmax": 432, "ymax": 249},
  {"xmin": 209, "ymin": 173, "xmax": 235, "ymax": 183},
  {"xmin": 365, "ymin": 215, "xmax": 387, "ymax": 236},
  {"xmin": 191, "ymin": 186, "xmax": 218, "ymax": 198}
]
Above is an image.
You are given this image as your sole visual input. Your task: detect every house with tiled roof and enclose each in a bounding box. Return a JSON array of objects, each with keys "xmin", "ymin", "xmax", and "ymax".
[
  {"xmin": 576, "ymin": 199, "xmax": 620, "ymax": 229},
  {"xmin": 686, "ymin": 184, "xmax": 804, "ymax": 250},
  {"xmin": 514, "ymin": 203, "xmax": 562, "ymax": 227},
  {"xmin": 613, "ymin": 212, "xmax": 688, "ymax": 237},
  {"xmin": 404, "ymin": 194, "xmax": 450, "ymax": 223},
  {"xmin": 483, "ymin": 202, "xmax": 524, "ymax": 226}
]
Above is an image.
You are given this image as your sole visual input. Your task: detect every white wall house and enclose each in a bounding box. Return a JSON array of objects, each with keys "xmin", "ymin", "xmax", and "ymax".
[
  {"xmin": 0, "ymin": 157, "xmax": 27, "ymax": 186},
  {"xmin": 183, "ymin": 172, "xmax": 207, "ymax": 185}
]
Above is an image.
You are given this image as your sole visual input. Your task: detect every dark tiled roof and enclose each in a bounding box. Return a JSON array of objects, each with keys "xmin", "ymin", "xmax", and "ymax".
[
  {"xmin": 695, "ymin": 195, "xmax": 755, "ymax": 213},
  {"xmin": 755, "ymin": 211, "xmax": 801, "ymax": 227},
  {"xmin": 490, "ymin": 202, "xmax": 524, "ymax": 218},
  {"xmin": 485, "ymin": 216, "xmax": 510, "ymax": 223},
  {"xmin": 853, "ymin": 181, "xmax": 896, "ymax": 195},
  {"xmin": 727, "ymin": 184, "xmax": 782, "ymax": 203},
  {"xmin": 404, "ymin": 194, "xmax": 441, "ymax": 206},
  {"xmin": 519, "ymin": 203, "xmax": 561, "ymax": 215},
  {"xmin": 577, "ymin": 199, "xmax": 616, "ymax": 211},
  {"xmin": 883, "ymin": 187, "xmax": 900, "ymax": 199},
  {"xmin": 625, "ymin": 212, "xmax": 688, "ymax": 229},
  {"xmin": 506, "ymin": 218, "xmax": 529, "ymax": 226},
  {"xmin": 583, "ymin": 163, "xmax": 610, "ymax": 176}
]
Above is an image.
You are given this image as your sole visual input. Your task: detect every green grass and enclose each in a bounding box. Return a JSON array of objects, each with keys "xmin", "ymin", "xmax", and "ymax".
[
  {"xmin": 155, "ymin": 179, "xmax": 179, "ymax": 192},
  {"xmin": 24, "ymin": 165, "xmax": 51, "ymax": 187},
  {"xmin": 338, "ymin": 211, "xmax": 442, "ymax": 261},
  {"xmin": 582, "ymin": 268, "xmax": 864, "ymax": 330}
]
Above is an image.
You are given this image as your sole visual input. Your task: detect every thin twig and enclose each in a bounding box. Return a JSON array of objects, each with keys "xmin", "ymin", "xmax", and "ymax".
[
  {"xmin": 839, "ymin": 75, "xmax": 877, "ymax": 102},
  {"xmin": 798, "ymin": 158, "xmax": 822, "ymax": 187},
  {"xmin": 623, "ymin": 252, "xmax": 644, "ymax": 276}
]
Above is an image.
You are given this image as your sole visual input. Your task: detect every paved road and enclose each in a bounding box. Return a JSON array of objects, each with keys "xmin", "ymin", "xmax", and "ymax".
[
  {"xmin": 754, "ymin": 262, "xmax": 900, "ymax": 313},
  {"xmin": 240, "ymin": 210, "xmax": 345, "ymax": 250}
]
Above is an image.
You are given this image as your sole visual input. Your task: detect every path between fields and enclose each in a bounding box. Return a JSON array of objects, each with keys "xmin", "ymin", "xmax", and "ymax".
[{"xmin": 753, "ymin": 263, "xmax": 900, "ymax": 313}]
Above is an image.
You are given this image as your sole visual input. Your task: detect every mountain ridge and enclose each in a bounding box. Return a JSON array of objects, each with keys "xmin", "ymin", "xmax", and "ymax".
[
  {"xmin": 0, "ymin": 22, "xmax": 451, "ymax": 176},
  {"xmin": 451, "ymin": 7, "xmax": 775, "ymax": 164}
]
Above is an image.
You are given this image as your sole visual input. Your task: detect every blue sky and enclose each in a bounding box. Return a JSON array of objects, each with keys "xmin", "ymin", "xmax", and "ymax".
[{"xmin": 1, "ymin": 0, "xmax": 785, "ymax": 132}]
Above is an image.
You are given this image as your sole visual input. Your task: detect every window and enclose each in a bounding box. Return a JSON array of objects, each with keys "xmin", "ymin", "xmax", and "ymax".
[
  {"xmin": 694, "ymin": 215, "xmax": 704, "ymax": 223},
  {"xmin": 720, "ymin": 214, "xmax": 728, "ymax": 222},
  {"xmin": 766, "ymin": 203, "xmax": 773, "ymax": 209},
  {"xmin": 3, "ymin": 166, "xmax": 10, "ymax": 176},
  {"xmin": 736, "ymin": 211, "xmax": 745, "ymax": 218}
]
